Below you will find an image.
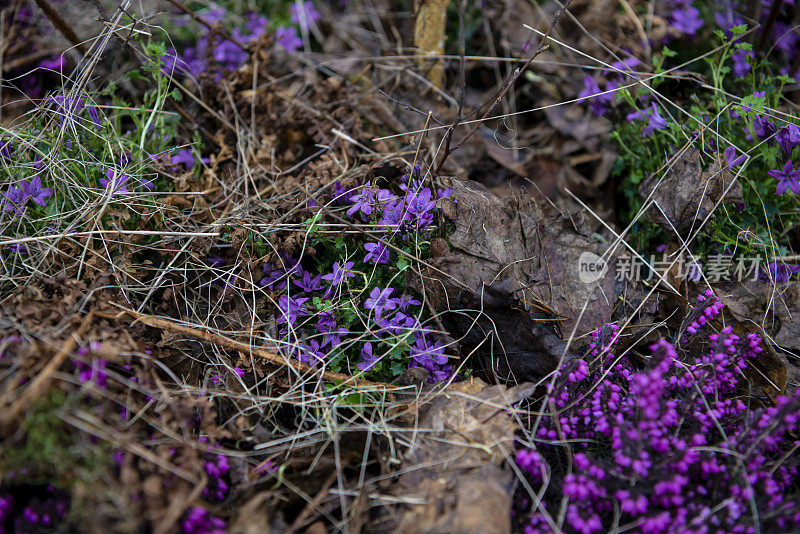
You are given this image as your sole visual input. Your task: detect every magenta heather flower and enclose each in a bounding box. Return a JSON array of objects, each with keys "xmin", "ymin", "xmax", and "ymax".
[
  {"xmin": 364, "ymin": 287, "xmax": 395, "ymax": 318},
  {"xmin": 202, "ymin": 453, "xmax": 230, "ymax": 501},
  {"xmin": 768, "ymin": 160, "xmax": 800, "ymax": 195},
  {"xmin": 515, "ymin": 287, "xmax": 800, "ymax": 533},
  {"xmin": 182, "ymin": 506, "xmax": 227, "ymax": 534},
  {"xmin": 39, "ymin": 55, "xmax": 64, "ymax": 70}
]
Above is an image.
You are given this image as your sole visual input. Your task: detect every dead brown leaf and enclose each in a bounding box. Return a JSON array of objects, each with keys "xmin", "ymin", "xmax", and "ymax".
[{"xmin": 640, "ymin": 149, "xmax": 743, "ymax": 236}]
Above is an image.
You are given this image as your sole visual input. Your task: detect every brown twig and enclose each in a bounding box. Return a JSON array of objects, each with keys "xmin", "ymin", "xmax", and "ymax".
[
  {"xmin": 31, "ymin": 0, "xmax": 89, "ymax": 55},
  {"xmin": 433, "ymin": 0, "xmax": 574, "ymax": 174},
  {"xmin": 99, "ymin": 306, "xmax": 394, "ymax": 390}
]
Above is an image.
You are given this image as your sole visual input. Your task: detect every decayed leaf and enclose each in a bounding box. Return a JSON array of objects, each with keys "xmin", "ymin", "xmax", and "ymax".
[
  {"xmin": 412, "ymin": 178, "xmax": 620, "ymax": 381},
  {"xmin": 639, "ymin": 148, "xmax": 743, "ymax": 236},
  {"xmin": 384, "ymin": 379, "xmax": 533, "ymax": 534}
]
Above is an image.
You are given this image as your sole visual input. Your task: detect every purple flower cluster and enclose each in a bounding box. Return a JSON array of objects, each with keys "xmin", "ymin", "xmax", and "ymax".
[
  {"xmin": 260, "ymin": 165, "xmax": 452, "ymax": 381},
  {"xmin": 181, "ymin": 506, "xmax": 227, "ymax": 534},
  {"xmin": 0, "ymin": 489, "xmax": 68, "ymax": 534},
  {"xmin": 201, "ymin": 453, "xmax": 230, "ymax": 502},
  {"xmin": 515, "ymin": 294, "xmax": 800, "ymax": 533},
  {"xmin": 346, "ymin": 166, "xmax": 440, "ymax": 233},
  {"xmin": 162, "ymin": 9, "xmax": 269, "ymax": 77},
  {"xmin": 3, "ymin": 176, "xmax": 53, "ymax": 215},
  {"xmin": 47, "ymin": 93, "xmax": 102, "ymax": 128},
  {"xmin": 758, "ymin": 261, "xmax": 800, "ymax": 284},
  {"xmin": 683, "ymin": 289, "xmax": 724, "ymax": 335},
  {"xmin": 161, "ymin": 1, "xmax": 317, "ymax": 78},
  {"xmin": 669, "ymin": 1, "xmax": 704, "ymax": 36},
  {"xmin": 749, "ymin": 114, "xmax": 800, "ymax": 196},
  {"xmin": 74, "ymin": 342, "xmax": 107, "ymax": 387},
  {"xmin": 577, "ymin": 57, "xmax": 640, "ymax": 116},
  {"xmin": 626, "ymin": 104, "xmax": 669, "ymax": 136}
]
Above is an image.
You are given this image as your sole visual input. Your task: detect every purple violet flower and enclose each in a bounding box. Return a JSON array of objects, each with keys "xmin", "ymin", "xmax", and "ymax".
[
  {"xmin": 768, "ymin": 160, "xmax": 800, "ymax": 195},
  {"xmin": 724, "ymin": 146, "xmax": 748, "ymax": 167},
  {"xmin": 395, "ymin": 293, "xmax": 422, "ymax": 311},
  {"xmin": 293, "ymin": 271, "xmax": 324, "ymax": 292},
  {"xmin": 406, "ymin": 188, "xmax": 437, "ymax": 221},
  {"xmin": 643, "ymin": 104, "xmax": 668, "ymax": 136},
  {"xmin": 3, "ymin": 185, "xmax": 27, "ymax": 215},
  {"xmin": 171, "ymin": 148, "xmax": 208, "ymax": 170},
  {"xmin": 99, "ymin": 169, "xmax": 130, "ymax": 196},
  {"xmin": 776, "ymin": 125, "xmax": 800, "ymax": 155},
  {"xmin": 315, "ymin": 311, "xmax": 337, "ymax": 333},
  {"xmin": 410, "ymin": 337, "xmax": 447, "ymax": 367},
  {"xmin": 201, "ymin": 3, "xmax": 226, "ymax": 24},
  {"xmin": 364, "ymin": 287, "xmax": 395, "ymax": 318},
  {"xmin": 276, "ymin": 294, "xmax": 309, "ymax": 325},
  {"xmin": 347, "ymin": 186, "xmax": 375, "ymax": 217},
  {"xmin": 86, "ymin": 105, "xmax": 101, "ymax": 127},
  {"xmin": 670, "ymin": 4, "xmax": 704, "ymax": 36},
  {"xmin": 321, "ymin": 261, "xmax": 355, "ymax": 285},
  {"xmin": 753, "ymin": 115, "xmax": 777, "ymax": 140},
  {"xmin": 20, "ymin": 176, "xmax": 53, "ymax": 206},
  {"xmin": 357, "ymin": 341, "xmax": 379, "ymax": 371},
  {"xmin": 759, "ymin": 262, "xmax": 800, "ymax": 284},
  {"xmin": 731, "ymin": 49, "xmax": 753, "ymax": 78},
  {"xmin": 577, "ymin": 75, "xmax": 613, "ymax": 115},
  {"xmin": 364, "ymin": 242, "xmax": 390, "ymax": 264},
  {"xmin": 276, "ymin": 27, "xmax": 302, "ymax": 52}
]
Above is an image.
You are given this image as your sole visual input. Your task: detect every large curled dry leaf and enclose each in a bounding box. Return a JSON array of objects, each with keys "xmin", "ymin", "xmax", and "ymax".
[
  {"xmin": 381, "ymin": 380, "xmax": 533, "ymax": 534},
  {"xmin": 412, "ymin": 178, "xmax": 621, "ymax": 382},
  {"xmin": 639, "ymin": 148, "xmax": 743, "ymax": 236}
]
